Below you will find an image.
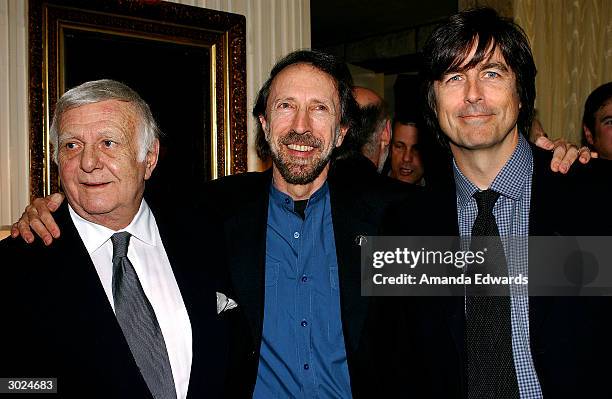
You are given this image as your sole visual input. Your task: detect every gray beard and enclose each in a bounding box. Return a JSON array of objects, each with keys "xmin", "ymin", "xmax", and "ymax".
[
  {"xmin": 271, "ymin": 150, "xmax": 331, "ymax": 185},
  {"xmin": 267, "ymin": 127, "xmax": 340, "ymax": 185}
]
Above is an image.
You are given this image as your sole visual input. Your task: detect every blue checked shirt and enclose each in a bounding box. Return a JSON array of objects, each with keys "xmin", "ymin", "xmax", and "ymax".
[{"xmin": 453, "ymin": 134, "xmax": 543, "ymax": 399}]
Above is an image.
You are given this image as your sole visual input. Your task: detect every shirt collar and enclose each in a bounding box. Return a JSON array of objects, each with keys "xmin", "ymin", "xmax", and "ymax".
[
  {"xmin": 269, "ymin": 181, "xmax": 329, "ymax": 212},
  {"xmin": 68, "ymin": 199, "xmax": 157, "ymax": 255},
  {"xmin": 453, "ymin": 133, "xmax": 533, "ymax": 206}
]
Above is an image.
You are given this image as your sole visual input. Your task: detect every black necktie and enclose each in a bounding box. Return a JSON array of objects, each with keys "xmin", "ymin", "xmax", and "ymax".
[
  {"xmin": 465, "ymin": 190, "xmax": 519, "ymax": 398},
  {"xmin": 111, "ymin": 232, "xmax": 177, "ymax": 399}
]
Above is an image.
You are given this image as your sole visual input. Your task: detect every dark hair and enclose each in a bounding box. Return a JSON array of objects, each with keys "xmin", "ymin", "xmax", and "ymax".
[
  {"xmin": 420, "ymin": 7, "xmax": 537, "ymax": 146},
  {"xmin": 582, "ymin": 81, "xmax": 612, "ymax": 143},
  {"xmin": 253, "ymin": 49, "xmax": 357, "ymax": 161}
]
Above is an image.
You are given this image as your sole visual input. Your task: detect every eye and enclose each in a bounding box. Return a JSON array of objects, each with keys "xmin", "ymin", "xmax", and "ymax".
[
  {"xmin": 446, "ymin": 75, "xmax": 462, "ymax": 83},
  {"xmin": 484, "ymin": 71, "xmax": 499, "ymax": 78},
  {"xmin": 277, "ymin": 102, "xmax": 292, "ymax": 110},
  {"xmin": 313, "ymin": 104, "xmax": 329, "ymax": 112},
  {"xmin": 65, "ymin": 142, "xmax": 77, "ymax": 150},
  {"xmin": 103, "ymin": 140, "xmax": 115, "ymax": 148}
]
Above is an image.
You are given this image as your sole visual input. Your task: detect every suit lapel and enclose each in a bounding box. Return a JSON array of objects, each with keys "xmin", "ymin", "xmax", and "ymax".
[
  {"xmin": 152, "ymin": 204, "xmax": 225, "ymax": 398},
  {"xmin": 224, "ymin": 172, "xmax": 271, "ymax": 346},
  {"xmin": 431, "ymin": 181, "xmax": 465, "ymax": 362},
  {"xmin": 51, "ymin": 204, "xmax": 151, "ymax": 394},
  {"xmin": 328, "ymin": 179, "xmax": 380, "ymax": 354},
  {"xmin": 527, "ymin": 150, "xmax": 558, "ymax": 354}
]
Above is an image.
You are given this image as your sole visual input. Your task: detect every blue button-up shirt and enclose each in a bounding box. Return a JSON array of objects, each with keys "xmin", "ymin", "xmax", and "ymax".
[
  {"xmin": 453, "ymin": 134, "xmax": 543, "ymax": 399},
  {"xmin": 253, "ymin": 182, "xmax": 352, "ymax": 399}
]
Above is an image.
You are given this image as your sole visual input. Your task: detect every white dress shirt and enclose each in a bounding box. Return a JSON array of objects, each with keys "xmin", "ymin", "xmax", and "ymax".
[{"xmin": 69, "ymin": 200, "xmax": 192, "ymax": 399}]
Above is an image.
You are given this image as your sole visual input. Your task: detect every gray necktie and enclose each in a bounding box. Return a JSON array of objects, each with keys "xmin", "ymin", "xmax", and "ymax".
[
  {"xmin": 466, "ymin": 190, "xmax": 519, "ymax": 398},
  {"xmin": 111, "ymin": 232, "xmax": 177, "ymax": 399}
]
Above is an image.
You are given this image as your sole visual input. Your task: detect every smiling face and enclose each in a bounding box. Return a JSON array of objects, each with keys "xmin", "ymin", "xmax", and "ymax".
[
  {"xmin": 584, "ymin": 101, "xmax": 612, "ymax": 160},
  {"xmin": 390, "ymin": 123, "xmax": 424, "ymax": 184},
  {"xmin": 259, "ymin": 63, "xmax": 348, "ymax": 186},
  {"xmin": 433, "ymin": 44, "xmax": 521, "ymax": 156},
  {"xmin": 57, "ymin": 99, "xmax": 158, "ymax": 229}
]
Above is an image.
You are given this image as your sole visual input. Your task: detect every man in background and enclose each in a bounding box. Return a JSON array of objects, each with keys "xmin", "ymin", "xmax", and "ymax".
[
  {"xmin": 342, "ymin": 86, "xmax": 392, "ymax": 172},
  {"xmin": 389, "ymin": 116, "xmax": 426, "ymax": 185},
  {"xmin": 583, "ymin": 81, "xmax": 612, "ymax": 159}
]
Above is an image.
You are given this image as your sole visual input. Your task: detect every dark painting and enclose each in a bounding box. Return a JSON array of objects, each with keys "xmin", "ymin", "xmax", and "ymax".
[
  {"xmin": 28, "ymin": 0, "xmax": 247, "ymax": 202},
  {"xmin": 63, "ymin": 28, "xmax": 211, "ymax": 205}
]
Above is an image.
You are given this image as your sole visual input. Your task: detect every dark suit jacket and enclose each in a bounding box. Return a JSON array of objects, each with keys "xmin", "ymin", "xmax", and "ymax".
[
  {"xmin": 382, "ymin": 146, "xmax": 612, "ymax": 398},
  {"xmin": 199, "ymin": 156, "xmax": 422, "ymax": 398},
  {"xmin": 0, "ymin": 202, "xmax": 229, "ymax": 399}
]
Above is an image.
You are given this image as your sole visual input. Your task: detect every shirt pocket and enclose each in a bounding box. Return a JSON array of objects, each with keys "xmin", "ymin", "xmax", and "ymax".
[{"xmin": 265, "ymin": 261, "xmax": 280, "ymax": 287}]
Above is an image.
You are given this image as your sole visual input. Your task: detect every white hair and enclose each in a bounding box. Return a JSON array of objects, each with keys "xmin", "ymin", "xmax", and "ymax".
[{"xmin": 49, "ymin": 79, "xmax": 161, "ymax": 163}]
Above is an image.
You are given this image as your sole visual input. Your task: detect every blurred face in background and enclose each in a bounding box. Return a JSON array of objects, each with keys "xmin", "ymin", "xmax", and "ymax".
[{"xmin": 390, "ymin": 122, "xmax": 425, "ymax": 184}]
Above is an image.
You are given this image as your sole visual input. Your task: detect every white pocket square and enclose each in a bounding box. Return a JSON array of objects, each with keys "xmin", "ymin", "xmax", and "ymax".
[{"xmin": 216, "ymin": 292, "xmax": 238, "ymax": 314}]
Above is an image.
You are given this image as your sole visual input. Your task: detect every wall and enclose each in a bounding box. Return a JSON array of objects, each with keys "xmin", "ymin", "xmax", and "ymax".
[
  {"xmin": 0, "ymin": 0, "xmax": 28, "ymax": 230},
  {"xmin": 514, "ymin": 0, "xmax": 612, "ymax": 142},
  {"xmin": 0, "ymin": 0, "xmax": 311, "ymax": 227}
]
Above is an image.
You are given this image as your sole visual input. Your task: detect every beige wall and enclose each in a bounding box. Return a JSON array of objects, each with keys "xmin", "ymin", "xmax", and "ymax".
[
  {"xmin": 515, "ymin": 0, "xmax": 612, "ymax": 143},
  {"xmin": 0, "ymin": 0, "xmax": 311, "ymax": 227}
]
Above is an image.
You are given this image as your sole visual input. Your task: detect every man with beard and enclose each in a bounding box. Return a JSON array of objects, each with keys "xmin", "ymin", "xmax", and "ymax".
[
  {"xmin": 200, "ymin": 50, "xmax": 416, "ymax": 398},
  {"xmin": 10, "ymin": 49, "xmax": 599, "ymax": 398}
]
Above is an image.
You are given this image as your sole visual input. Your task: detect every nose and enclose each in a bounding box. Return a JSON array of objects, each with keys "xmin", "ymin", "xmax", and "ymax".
[
  {"xmin": 465, "ymin": 78, "xmax": 483, "ymax": 104},
  {"xmin": 292, "ymin": 108, "xmax": 311, "ymax": 134},
  {"xmin": 80, "ymin": 145, "xmax": 102, "ymax": 172},
  {"xmin": 402, "ymin": 147, "xmax": 413, "ymax": 162}
]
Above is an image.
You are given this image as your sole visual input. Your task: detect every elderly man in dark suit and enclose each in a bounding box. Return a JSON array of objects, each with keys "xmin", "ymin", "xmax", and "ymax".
[
  {"xmin": 383, "ymin": 8, "xmax": 612, "ymax": 398},
  {"xmin": 0, "ymin": 80, "xmax": 228, "ymax": 398},
  {"xmin": 10, "ymin": 46, "xmax": 600, "ymax": 398}
]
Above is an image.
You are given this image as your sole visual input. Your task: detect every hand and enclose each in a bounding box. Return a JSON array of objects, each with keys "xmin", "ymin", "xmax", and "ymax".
[
  {"xmin": 10, "ymin": 193, "xmax": 65, "ymax": 246},
  {"xmin": 534, "ymin": 136, "xmax": 597, "ymax": 174}
]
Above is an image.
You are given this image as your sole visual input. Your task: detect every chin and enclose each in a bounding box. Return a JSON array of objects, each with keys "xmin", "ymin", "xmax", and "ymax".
[{"xmin": 79, "ymin": 198, "xmax": 117, "ymax": 216}]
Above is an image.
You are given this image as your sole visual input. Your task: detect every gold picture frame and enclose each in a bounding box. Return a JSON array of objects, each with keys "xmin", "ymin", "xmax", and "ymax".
[{"xmin": 28, "ymin": 0, "xmax": 247, "ymax": 201}]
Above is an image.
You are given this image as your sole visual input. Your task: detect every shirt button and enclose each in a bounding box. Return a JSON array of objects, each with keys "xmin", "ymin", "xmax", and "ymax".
[
  {"xmin": 294, "ymin": 232, "xmax": 300, "ymax": 239},
  {"xmin": 303, "ymin": 363, "xmax": 310, "ymax": 370},
  {"xmin": 301, "ymin": 275, "xmax": 308, "ymax": 283},
  {"xmin": 284, "ymin": 198, "xmax": 290, "ymax": 204},
  {"xmin": 301, "ymin": 320, "xmax": 308, "ymax": 327}
]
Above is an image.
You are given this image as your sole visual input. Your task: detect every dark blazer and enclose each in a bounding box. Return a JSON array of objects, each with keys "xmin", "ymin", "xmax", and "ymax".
[
  {"xmin": 200, "ymin": 156, "xmax": 422, "ymax": 398},
  {"xmin": 383, "ymin": 146, "xmax": 612, "ymax": 398},
  {"xmin": 0, "ymin": 202, "xmax": 229, "ymax": 399}
]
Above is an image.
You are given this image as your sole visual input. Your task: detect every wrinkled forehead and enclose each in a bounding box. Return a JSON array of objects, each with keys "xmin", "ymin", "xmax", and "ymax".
[
  {"xmin": 59, "ymin": 100, "xmax": 138, "ymax": 134},
  {"xmin": 444, "ymin": 36, "xmax": 510, "ymax": 75}
]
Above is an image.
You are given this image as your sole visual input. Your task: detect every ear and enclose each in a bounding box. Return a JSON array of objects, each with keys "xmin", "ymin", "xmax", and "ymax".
[
  {"xmin": 335, "ymin": 125, "xmax": 349, "ymax": 147},
  {"xmin": 144, "ymin": 139, "xmax": 160, "ymax": 180},
  {"xmin": 258, "ymin": 115, "xmax": 268, "ymax": 134},
  {"xmin": 583, "ymin": 124, "xmax": 594, "ymax": 145},
  {"xmin": 381, "ymin": 119, "xmax": 392, "ymax": 146}
]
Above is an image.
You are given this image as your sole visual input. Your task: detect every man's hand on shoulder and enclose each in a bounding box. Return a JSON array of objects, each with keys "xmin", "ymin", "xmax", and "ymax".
[
  {"xmin": 534, "ymin": 136, "xmax": 597, "ymax": 174},
  {"xmin": 11, "ymin": 193, "xmax": 65, "ymax": 246}
]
